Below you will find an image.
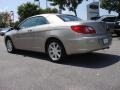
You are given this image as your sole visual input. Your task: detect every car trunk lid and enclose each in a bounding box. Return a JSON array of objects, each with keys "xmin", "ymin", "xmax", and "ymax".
[{"xmin": 82, "ymin": 21, "xmax": 108, "ymax": 35}]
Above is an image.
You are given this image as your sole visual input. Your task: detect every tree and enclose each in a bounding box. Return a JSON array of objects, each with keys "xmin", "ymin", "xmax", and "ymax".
[
  {"xmin": 18, "ymin": 2, "xmax": 41, "ymax": 21},
  {"xmin": 12, "ymin": 21, "xmax": 20, "ymax": 28},
  {"xmin": 0, "ymin": 12, "xmax": 10, "ymax": 28},
  {"xmin": 48, "ymin": 0, "xmax": 67, "ymax": 14},
  {"xmin": 42, "ymin": 8, "xmax": 58, "ymax": 13},
  {"xmin": 48, "ymin": 0, "xmax": 83, "ymax": 16},
  {"xmin": 67, "ymin": 0, "xmax": 83, "ymax": 16},
  {"xmin": 18, "ymin": 2, "xmax": 58, "ymax": 21},
  {"xmin": 101, "ymin": 0, "xmax": 120, "ymax": 16}
]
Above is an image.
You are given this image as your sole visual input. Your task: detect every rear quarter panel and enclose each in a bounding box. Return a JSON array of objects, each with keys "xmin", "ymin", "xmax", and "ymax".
[{"xmin": 32, "ymin": 24, "xmax": 79, "ymax": 53}]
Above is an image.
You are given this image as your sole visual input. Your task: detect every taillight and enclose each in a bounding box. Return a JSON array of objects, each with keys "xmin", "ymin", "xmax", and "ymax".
[{"xmin": 71, "ymin": 25, "xmax": 96, "ymax": 34}]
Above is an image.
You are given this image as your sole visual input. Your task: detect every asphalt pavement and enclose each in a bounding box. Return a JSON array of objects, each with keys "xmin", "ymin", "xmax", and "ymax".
[{"xmin": 0, "ymin": 37, "xmax": 120, "ymax": 90}]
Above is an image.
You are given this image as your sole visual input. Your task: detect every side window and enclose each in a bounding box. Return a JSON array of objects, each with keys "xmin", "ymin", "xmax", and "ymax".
[
  {"xmin": 19, "ymin": 16, "xmax": 48, "ymax": 29},
  {"xmin": 35, "ymin": 16, "xmax": 48, "ymax": 25},
  {"xmin": 19, "ymin": 18, "xmax": 35, "ymax": 29}
]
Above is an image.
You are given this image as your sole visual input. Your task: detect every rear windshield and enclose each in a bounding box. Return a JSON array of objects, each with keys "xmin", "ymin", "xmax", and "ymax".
[
  {"xmin": 57, "ymin": 15, "xmax": 81, "ymax": 22},
  {"xmin": 91, "ymin": 17, "xmax": 101, "ymax": 20}
]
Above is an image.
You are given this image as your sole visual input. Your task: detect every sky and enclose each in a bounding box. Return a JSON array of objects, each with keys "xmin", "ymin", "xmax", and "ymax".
[{"xmin": 0, "ymin": 0, "xmax": 118, "ymax": 21}]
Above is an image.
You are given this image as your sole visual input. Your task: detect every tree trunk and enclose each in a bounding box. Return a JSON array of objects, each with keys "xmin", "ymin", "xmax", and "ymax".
[
  {"xmin": 59, "ymin": 9, "xmax": 62, "ymax": 14},
  {"xmin": 59, "ymin": 5, "xmax": 62, "ymax": 14},
  {"xmin": 74, "ymin": 9, "xmax": 77, "ymax": 16}
]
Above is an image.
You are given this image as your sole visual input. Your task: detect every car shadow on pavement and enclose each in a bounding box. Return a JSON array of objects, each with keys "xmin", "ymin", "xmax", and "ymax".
[
  {"xmin": 14, "ymin": 50, "xmax": 120, "ymax": 69},
  {"xmin": 112, "ymin": 35, "xmax": 120, "ymax": 39},
  {"xmin": 14, "ymin": 50, "xmax": 48, "ymax": 60},
  {"xmin": 62, "ymin": 53, "xmax": 120, "ymax": 68}
]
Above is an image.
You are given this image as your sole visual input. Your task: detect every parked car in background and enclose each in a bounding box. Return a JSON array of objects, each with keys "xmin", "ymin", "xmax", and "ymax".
[
  {"xmin": 114, "ymin": 19, "xmax": 120, "ymax": 36},
  {"xmin": 4, "ymin": 14, "xmax": 112, "ymax": 62},
  {"xmin": 91, "ymin": 15, "xmax": 117, "ymax": 34},
  {"xmin": 0, "ymin": 28, "xmax": 2, "ymax": 31},
  {"xmin": 0, "ymin": 27, "xmax": 12, "ymax": 36}
]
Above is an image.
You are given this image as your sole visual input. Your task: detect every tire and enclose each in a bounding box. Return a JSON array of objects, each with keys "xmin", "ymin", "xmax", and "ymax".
[
  {"xmin": 117, "ymin": 33, "xmax": 120, "ymax": 36},
  {"xmin": 5, "ymin": 38, "xmax": 16, "ymax": 53},
  {"xmin": 46, "ymin": 39, "xmax": 66, "ymax": 63},
  {"xmin": 114, "ymin": 30, "xmax": 120, "ymax": 36}
]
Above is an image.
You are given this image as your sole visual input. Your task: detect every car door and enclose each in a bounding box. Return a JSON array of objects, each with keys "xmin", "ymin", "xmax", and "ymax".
[
  {"xmin": 14, "ymin": 17, "xmax": 38, "ymax": 50},
  {"xmin": 29, "ymin": 16, "xmax": 49, "ymax": 52}
]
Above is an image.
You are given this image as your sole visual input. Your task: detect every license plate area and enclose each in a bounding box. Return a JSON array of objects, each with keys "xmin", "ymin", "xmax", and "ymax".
[{"xmin": 103, "ymin": 38, "xmax": 109, "ymax": 44}]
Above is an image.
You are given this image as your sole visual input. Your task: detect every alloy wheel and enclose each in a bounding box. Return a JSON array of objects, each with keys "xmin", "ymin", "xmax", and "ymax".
[
  {"xmin": 6, "ymin": 39, "xmax": 13, "ymax": 52},
  {"xmin": 48, "ymin": 42, "xmax": 62, "ymax": 61}
]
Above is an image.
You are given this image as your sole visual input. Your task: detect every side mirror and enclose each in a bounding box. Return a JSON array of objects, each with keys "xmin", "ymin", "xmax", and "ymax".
[
  {"xmin": 10, "ymin": 27, "xmax": 14, "ymax": 30},
  {"xmin": 14, "ymin": 26, "xmax": 20, "ymax": 30}
]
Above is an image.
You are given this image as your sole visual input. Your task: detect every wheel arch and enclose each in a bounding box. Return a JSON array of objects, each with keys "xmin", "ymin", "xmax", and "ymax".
[
  {"xmin": 45, "ymin": 37, "xmax": 66, "ymax": 54},
  {"xmin": 5, "ymin": 36, "xmax": 12, "ymax": 44}
]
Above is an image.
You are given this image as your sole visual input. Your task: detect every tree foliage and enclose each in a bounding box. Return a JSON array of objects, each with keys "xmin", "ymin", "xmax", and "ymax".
[
  {"xmin": 13, "ymin": 21, "xmax": 20, "ymax": 28},
  {"xmin": 48, "ymin": 0, "xmax": 66, "ymax": 10},
  {"xmin": 0, "ymin": 12, "xmax": 10, "ymax": 28},
  {"xmin": 67, "ymin": 0, "xmax": 83, "ymax": 16},
  {"xmin": 101, "ymin": 0, "xmax": 120, "ymax": 15},
  {"xmin": 42, "ymin": 8, "xmax": 58, "ymax": 14},
  {"xmin": 48, "ymin": 0, "xmax": 83, "ymax": 16},
  {"xmin": 18, "ymin": 2, "xmax": 40, "ymax": 21},
  {"xmin": 18, "ymin": 2, "xmax": 58, "ymax": 21}
]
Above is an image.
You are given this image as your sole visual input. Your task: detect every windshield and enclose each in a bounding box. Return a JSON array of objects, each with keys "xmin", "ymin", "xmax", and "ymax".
[{"xmin": 57, "ymin": 15, "xmax": 81, "ymax": 22}]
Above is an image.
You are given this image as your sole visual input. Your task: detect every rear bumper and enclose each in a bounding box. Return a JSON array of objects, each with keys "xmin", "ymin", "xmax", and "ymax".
[{"xmin": 64, "ymin": 34, "xmax": 112, "ymax": 55}]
